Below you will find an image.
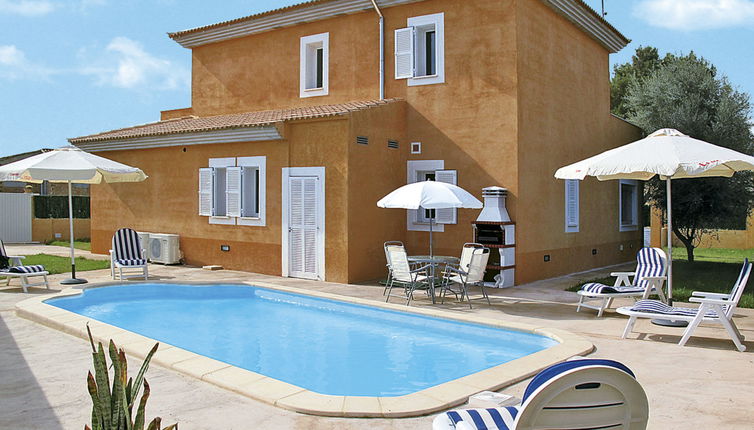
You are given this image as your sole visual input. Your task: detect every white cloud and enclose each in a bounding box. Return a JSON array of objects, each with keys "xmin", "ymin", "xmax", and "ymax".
[
  {"xmin": 81, "ymin": 37, "xmax": 189, "ymax": 91},
  {"xmin": 0, "ymin": 44, "xmax": 53, "ymax": 79},
  {"xmin": 0, "ymin": 0, "xmax": 56, "ymax": 16},
  {"xmin": 634, "ymin": 0, "xmax": 754, "ymax": 30},
  {"xmin": 0, "ymin": 45, "xmax": 26, "ymax": 66}
]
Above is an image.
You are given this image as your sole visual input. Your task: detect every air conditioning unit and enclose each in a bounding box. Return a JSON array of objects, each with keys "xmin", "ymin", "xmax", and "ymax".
[
  {"xmin": 149, "ymin": 233, "xmax": 181, "ymax": 264},
  {"xmin": 136, "ymin": 232, "xmax": 152, "ymax": 260}
]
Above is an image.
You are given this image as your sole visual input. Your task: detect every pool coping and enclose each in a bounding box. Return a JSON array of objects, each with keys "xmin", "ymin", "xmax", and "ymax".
[{"xmin": 15, "ymin": 280, "xmax": 594, "ymax": 418}]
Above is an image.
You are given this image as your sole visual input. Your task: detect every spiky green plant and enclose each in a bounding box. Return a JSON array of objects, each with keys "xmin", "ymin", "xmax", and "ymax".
[{"xmin": 85, "ymin": 325, "xmax": 177, "ymax": 430}]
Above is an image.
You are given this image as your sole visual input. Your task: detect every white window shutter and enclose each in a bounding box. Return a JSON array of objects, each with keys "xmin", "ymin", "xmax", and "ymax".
[
  {"xmin": 226, "ymin": 167, "xmax": 242, "ymax": 218},
  {"xmin": 394, "ymin": 27, "xmax": 415, "ymax": 79},
  {"xmin": 198, "ymin": 168, "xmax": 214, "ymax": 216},
  {"xmin": 435, "ymin": 169, "xmax": 457, "ymax": 224},
  {"xmin": 566, "ymin": 180, "xmax": 579, "ymax": 231}
]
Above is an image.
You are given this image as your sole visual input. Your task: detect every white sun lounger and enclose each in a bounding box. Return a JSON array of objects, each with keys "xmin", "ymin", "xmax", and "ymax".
[
  {"xmin": 577, "ymin": 247, "xmax": 667, "ymax": 317},
  {"xmin": 433, "ymin": 358, "xmax": 649, "ymax": 430},
  {"xmin": 617, "ymin": 259, "xmax": 751, "ymax": 352},
  {"xmin": 0, "ymin": 239, "xmax": 50, "ymax": 293}
]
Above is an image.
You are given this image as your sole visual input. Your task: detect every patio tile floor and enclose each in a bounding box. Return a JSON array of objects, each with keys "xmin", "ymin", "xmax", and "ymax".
[{"xmin": 1, "ymin": 244, "xmax": 752, "ymax": 429}]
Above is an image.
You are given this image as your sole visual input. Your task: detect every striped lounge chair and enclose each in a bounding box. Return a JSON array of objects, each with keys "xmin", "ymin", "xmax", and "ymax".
[
  {"xmin": 110, "ymin": 228, "xmax": 148, "ymax": 280},
  {"xmin": 577, "ymin": 247, "xmax": 667, "ymax": 317},
  {"xmin": 0, "ymin": 239, "xmax": 49, "ymax": 293},
  {"xmin": 617, "ymin": 259, "xmax": 751, "ymax": 352},
  {"xmin": 433, "ymin": 358, "xmax": 649, "ymax": 430}
]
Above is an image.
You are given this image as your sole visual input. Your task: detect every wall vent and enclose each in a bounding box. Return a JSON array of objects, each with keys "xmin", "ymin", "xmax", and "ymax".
[
  {"xmin": 356, "ymin": 136, "xmax": 369, "ymax": 145},
  {"xmin": 387, "ymin": 139, "xmax": 399, "ymax": 149}
]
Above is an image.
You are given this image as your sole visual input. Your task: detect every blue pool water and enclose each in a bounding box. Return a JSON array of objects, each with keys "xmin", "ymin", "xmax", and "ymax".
[{"xmin": 48, "ymin": 283, "xmax": 557, "ymax": 396}]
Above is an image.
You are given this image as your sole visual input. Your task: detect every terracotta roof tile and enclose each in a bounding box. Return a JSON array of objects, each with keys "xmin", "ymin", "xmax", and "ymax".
[{"xmin": 69, "ymin": 99, "xmax": 399, "ymax": 144}]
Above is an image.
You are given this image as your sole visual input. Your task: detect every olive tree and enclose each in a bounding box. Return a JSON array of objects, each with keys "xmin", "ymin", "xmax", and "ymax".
[{"xmin": 623, "ymin": 53, "xmax": 754, "ymax": 261}]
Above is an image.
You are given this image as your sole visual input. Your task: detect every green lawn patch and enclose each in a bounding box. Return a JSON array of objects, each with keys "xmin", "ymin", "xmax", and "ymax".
[
  {"xmin": 8, "ymin": 254, "xmax": 109, "ymax": 275},
  {"xmin": 46, "ymin": 239, "xmax": 91, "ymax": 251},
  {"xmin": 567, "ymin": 248, "xmax": 754, "ymax": 308}
]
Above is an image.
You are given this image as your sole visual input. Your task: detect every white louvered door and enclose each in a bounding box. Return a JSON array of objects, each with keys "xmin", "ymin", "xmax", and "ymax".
[{"xmin": 288, "ymin": 176, "xmax": 320, "ymax": 280}]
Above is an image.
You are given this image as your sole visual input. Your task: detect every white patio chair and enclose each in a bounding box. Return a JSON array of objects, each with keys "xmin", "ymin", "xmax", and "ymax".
[
  {"xmin": 577, "ymin": 247, "xmax": 667, "ymax": 317},
  {"xmin": 617, "ymin": 258, "xmax": 751, "ymax": 352},
  {"xmin": 110, "ymin": 228, "xmax": 149, "ymax": 280},
  {"xmin": 433, "ymin": 358, "xmax": 649, "ymax": 430},
  {"xmin": 384, "ymin": 244, "xmax": 429, "ymax": 306},
  {"xmin": 383, "ymin": 241, "xmax": 404, "ymax": 295},
  {"xmin": 441, "ymin": 246, "xmax": 491, "ymax": 308},
  {"xmin": 0, "ymin": 239, "xmax": 50, "ymax": 293}
]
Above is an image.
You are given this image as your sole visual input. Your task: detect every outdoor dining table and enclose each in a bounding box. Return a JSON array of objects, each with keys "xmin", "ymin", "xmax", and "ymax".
[{"xmin": 407, "ymin": 255, "xmax": 460, "ymax": 303}]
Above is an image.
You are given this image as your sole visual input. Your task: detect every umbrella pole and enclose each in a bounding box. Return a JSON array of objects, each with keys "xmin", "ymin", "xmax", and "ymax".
[
  {"xmin": 652, "ymin": 177, "xmax": 687, "ymax": 327},
  {"xmin": 666, "ymin": 177, "xmax": 673, "ymax": 303},
  {"xmin": 60, "ymin": 180, "xmax": 87, "ymax": 285},
  {"xmin": 429, "ymin": 213, "xmax": 433, "ymax": 258}
]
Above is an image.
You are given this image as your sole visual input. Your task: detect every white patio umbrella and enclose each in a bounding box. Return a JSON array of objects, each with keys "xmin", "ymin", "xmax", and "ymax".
[
  {"xmin": 555, "ymin": 128, "xmax": 754, "ymax": 303},
  {"xmin": 0, "ymin": 146, "xmax": 147, "ymax": 284},
  {"xmin": 377, "ymin": 180, "xmax": 483, "ymax": 257}
]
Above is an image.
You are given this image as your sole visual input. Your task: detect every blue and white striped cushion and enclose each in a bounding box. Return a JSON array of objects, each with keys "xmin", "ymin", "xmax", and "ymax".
[
  {"xmin": 7, "ymin": 265, "xmax": 45, "ymax": 273},
  {"xmin": 580, "ymin": 282, "xmax": 644, "ymax": 294},
  {"xmin": 115, "ymin": 259, "xmax": 147, "ymax": 266},
  {"xmin": 112, "ymin": 228, "xmax": 143, "ymax": 261},
  {"xmin": 631, "ymin": 299, "xmax": 719, "ymax": 318},
  {"xmin": 634, "ymin": 248, "xmax": 665, "ymax": 289},
  {"xmin": 445, "ymin": 406, "xmax": 518, "ymax": 430}
]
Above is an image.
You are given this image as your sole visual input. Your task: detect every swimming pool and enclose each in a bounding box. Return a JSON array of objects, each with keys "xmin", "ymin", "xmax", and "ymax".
[{"xmin": 47, "ymin": 283, "xmax": 557, "ymax": 397}]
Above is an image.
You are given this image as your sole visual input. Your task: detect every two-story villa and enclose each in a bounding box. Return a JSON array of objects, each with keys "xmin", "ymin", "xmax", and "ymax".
[{"xmin": 70, "ymin": 0, "xmax": 642, "ymax": 285}]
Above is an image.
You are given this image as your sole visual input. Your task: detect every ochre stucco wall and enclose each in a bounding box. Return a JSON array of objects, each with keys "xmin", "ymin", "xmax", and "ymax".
[
  {"xmin": 32, "ymin": 218, "xmax": 91, "ymax": 242},
  {"xmin": 89, "ymin": 117, "xmax": 351, "ymax": 282},
  {"xmin": 89, "ymin": 0, "xmax": 640, "ymax": 285},
  {"xmin": 514, "ymin": 0, "xmax": 642, "ymax": 283},
  {"xmin": 347, "ymin": 101, "xmax": 408, "ymax": 281}
]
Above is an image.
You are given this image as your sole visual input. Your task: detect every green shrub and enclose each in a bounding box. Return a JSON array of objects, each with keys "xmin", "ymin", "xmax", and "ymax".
[{"xmin": 85, "ymin": 326, "xmax": 177, "ymax": 430}]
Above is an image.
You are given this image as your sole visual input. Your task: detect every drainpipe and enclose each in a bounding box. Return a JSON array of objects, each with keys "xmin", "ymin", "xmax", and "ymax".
[{"xmin": 369, "ymin": 0, "xmax": 385, "ymax": 100}]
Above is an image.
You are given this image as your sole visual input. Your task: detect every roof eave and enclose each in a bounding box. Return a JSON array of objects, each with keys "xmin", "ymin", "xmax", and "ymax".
[{"xmin": 541, "ymin": 0, "xmax": 630, "ymax": 53}]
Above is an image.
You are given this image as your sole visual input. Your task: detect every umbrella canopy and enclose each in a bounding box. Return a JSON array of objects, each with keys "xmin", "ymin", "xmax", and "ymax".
[
  {"xmin": 0, "ymin": 146, "xmax": 147, "ymax": 284},
  {"xmin": 0, "ymin": 145, "xmax": 146, "ymax": 184},
  {"xmin": 377, "ymin": 181, "xmax": 482, "ymax": 258},
  {"xmin": 377, "ymin": 180, "xmax": 483, "ymax": 210},
  {"xmin": 555, "ymin": 128, "xmax": 754, "ymax": 303},
  {"xmin": 555, "ymin": 128, "xmax": 754, "ymax": 180}
]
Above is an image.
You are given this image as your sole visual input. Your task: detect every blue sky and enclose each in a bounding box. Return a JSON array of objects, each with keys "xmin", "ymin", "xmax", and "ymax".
[{"xmin": 1, "ymin": 0, "xmax": 753, "ymax": 157}]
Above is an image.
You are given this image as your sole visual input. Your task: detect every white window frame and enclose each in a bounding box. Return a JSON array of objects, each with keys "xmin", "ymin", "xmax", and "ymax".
[
  {"xmin": 300, "ymin": 32, "xmax": 329, "ymax": 98},
  {"xmin": 403, "ymin": 13, "xmax": 444, "ymax": 87},
  {"xmin": 619, "ymin": 179, "xmax": 639, "ymax": 232},
  {"xmin": 410, "ymin": 141, "xmax": 422, "ymax": 154},
  {"xmin": 203, "ymin": 156, "xmax": 267, "ymax": 227},
  {"xmin": 407, "ymin": 160, "xmax": 445, "ymax": 232},
  {"xmin": 237, "ymin": 156, "xmax": 267, "ymax": 227},
  {"xmin": 209, "ymin": 157, "xmax": 236, "ymax": 225},
  {"xmin": 565, "ymin": 179, "xmax": 579, "ymax": 233}
]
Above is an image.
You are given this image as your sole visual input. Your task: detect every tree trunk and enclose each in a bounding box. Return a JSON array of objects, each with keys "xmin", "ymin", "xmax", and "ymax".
[{"xmin": 673, "ymin": 226, "xmax": 696, "ymax": 262}]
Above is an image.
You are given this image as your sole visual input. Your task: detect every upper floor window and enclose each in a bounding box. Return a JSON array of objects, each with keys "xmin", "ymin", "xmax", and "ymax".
[
  {"xmin": 565, "ymin": 180, "xmax": 579, "ymax": 233},
  {"xmin": 395, "ymin": 12, "xmax": 445, "ymax": 86},
  {"xmin": 619, "ymin": 179, "xmax": 638, "ymax": 231},
  {"xmin": 199, "ymin": 156, "xmax": 266, "ymax": 226},
  {"xmin": 300, "ymin": 32, "xmax": 329, "ymax": 98}
]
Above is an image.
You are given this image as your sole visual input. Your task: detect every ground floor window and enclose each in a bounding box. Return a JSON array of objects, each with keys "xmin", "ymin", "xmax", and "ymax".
[
  {"xmin": 565, "ymin": 179, "xmax": 579, "ymax": 233},
  {"xmin": 619, "ymin": 179, "xmax": 638, "ymax": 231},
  {"xmin": 406, "ymin": 160, "xmax": 457, "ymax": 231},
  {"xmin": 199, "ymin": 156, "xmax": 266, "ymax": 226}
]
